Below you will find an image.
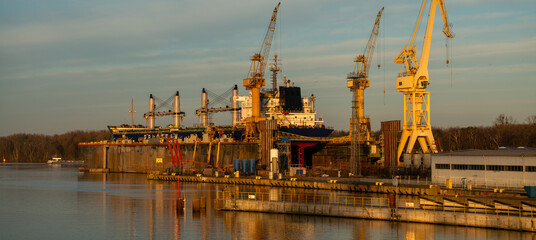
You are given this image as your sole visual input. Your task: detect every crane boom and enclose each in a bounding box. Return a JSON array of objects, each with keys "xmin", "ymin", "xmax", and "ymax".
[
  {"xmin": 394, "ymin": 0, "xmax": 454, "ymax": 162},
  {"xmin": 395, "ymin": 0, "xmax": 454, "ymax": 91},
  {"xmin": 259, "ymin": 2, "xmax": 280, "ymax": 78},
  {"xmin": 362, "ymin": 7, "xmax": 384, "ymax": 78},
  {"xmin": 245, "ymin": 2, "xmax": 280, "ymax": 81}
]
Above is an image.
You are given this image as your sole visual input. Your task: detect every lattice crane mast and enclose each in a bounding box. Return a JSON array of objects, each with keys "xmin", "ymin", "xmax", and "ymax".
[
  {"xmin": 243, "ymin": 2, "xmax": 280, "ymax": 141},
  {"xmin": 394, "ymin": 0, "xmax": 454, "ymax": 161},
  {"xmin": 347, "ymin": 7, "xmax": 384, "ymax": 141}
]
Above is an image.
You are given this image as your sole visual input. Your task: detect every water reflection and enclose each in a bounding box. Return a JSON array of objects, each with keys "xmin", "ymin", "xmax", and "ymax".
[{"xmin": 0, "ymin": 164, "xmax": 534, "ymax": 240}]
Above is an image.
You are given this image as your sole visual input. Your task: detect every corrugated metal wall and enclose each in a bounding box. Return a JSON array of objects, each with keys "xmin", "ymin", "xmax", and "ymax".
[
  {"xmin": 381, "ymin": 120, "xmax": 401, "ymax": 167},
  {"xmin": 260, "ymin": 120, "xmax": 277, "ymax": 166}
]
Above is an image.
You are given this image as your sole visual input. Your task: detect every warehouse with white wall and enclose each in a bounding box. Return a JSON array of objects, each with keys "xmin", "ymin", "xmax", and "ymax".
[{"xmin": 431, "ymin": 149, "xmax": 536, "ymax": 188}]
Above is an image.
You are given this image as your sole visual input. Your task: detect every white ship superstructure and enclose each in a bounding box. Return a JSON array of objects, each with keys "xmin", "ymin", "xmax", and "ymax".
[{"xmin": 236, "ymin": 78, "xmax": 324, "ymax": 128}]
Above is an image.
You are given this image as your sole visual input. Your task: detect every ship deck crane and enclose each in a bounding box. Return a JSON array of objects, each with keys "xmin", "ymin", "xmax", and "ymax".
[
  {"xmin": 243, "ymin": 2, "xmax": 280, "ymax": 141},
  {"xmin": 395, "ymin": 0, "xmax": 454, "ymax": 162},
  {"xmin": 347, "ymin": 7, "xmax": 384, "ymax": 175}
]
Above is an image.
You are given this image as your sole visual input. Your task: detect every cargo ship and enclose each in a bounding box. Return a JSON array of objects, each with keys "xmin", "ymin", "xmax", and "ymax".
[{"xmin": 108, "ymin": 77, "xmax": 332, "ymax": 141}]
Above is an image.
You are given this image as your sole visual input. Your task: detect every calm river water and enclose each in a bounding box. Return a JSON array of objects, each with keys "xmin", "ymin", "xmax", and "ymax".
[{"xmin": 0, "ymin": 164, "xmax": 534, "ymax": 240}]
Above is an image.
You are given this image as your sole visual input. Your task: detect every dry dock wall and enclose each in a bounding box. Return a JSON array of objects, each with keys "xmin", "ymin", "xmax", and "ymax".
[{"xmin": 80, "ymin": 143, "xmax": 258, "ymax": 173}]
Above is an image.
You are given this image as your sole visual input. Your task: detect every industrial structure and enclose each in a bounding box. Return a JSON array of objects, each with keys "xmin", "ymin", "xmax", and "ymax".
[
  {"xmin": 347, "ymin": 7, "xmax": 384, "ymax": 175},
  {"xmin": 77, "ymin": 4, "xmax": 536, "ymax": 232},
  {"xmin": 195, "ymin": 86, "xmax": 240, "ymax": 127},
  {"xmin": 394, "ymin": 0, "xmax": 454, "ymax": 162},
  {"xmin": 143, "ymin": 92, "xmax": 185, "ymax": 129},
  {"xmin": 243, "ymin": 2, "xmax": 280, "ymax": 142},
  {"xmin": 87, "ymin": 2, "xmax": 462, "ymax": 179},
  {"xmin": 106, "ymin": 3, "xmax": 334, "ymax": 174}
]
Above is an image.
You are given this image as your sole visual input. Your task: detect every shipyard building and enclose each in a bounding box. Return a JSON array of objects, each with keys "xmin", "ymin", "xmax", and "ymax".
[{"xmin": 431, "ymin": 149, "xmax": 536, "ymax": 188}]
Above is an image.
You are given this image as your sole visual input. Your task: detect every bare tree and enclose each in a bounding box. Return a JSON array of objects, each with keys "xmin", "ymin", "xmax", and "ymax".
[
  {"xmin": 494, "ymin": 114, "xmax": 516, "ymax": 126},
  {"xmin": 526, "ymin": 115, "xmax": 536, "ymax": 125}
]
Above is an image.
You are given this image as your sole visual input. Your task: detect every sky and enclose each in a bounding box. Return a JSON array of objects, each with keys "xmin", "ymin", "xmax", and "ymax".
[{"xmin": 1, "ymin": 0, "xmax": 535, "ymax": 136}]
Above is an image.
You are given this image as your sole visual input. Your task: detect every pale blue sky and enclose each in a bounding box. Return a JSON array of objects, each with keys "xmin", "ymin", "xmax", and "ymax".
[{"xmin": 1, "ymin": 0, "xmax": 535, "ymax": 136}]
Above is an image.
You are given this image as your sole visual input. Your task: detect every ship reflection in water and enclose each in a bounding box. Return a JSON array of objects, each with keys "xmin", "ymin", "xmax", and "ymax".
[{"xmin": 0, "ymin": 164, "xmax": 533, "ymax": 240}]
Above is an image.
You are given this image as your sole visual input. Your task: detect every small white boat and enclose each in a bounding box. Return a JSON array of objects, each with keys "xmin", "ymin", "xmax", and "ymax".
[{"xmin": 47, "ymin": 156, "xmax": 62, "ymax": 164}]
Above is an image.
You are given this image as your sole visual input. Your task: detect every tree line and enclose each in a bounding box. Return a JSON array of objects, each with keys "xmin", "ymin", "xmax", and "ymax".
[
  {"xmin": 433, "ymin": 114, "xmax": 536, "ymax": 151},
  {"xmin": 337, "ymin": 114, "xmax": 536, "ymax": 152},
  {"xmin": 0, "ymin": 130, "xmax": 110, "ymax": 163}
]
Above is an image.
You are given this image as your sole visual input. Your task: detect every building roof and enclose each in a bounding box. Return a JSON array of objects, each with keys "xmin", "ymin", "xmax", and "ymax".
[{"xmin": 436, "ymin": 149, "xmax": 536, "ymax": 157}]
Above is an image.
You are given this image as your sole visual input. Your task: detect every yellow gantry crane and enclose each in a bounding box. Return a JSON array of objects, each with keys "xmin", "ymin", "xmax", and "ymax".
[
  {"xmin": 394, "ymin": 0, "xmax": 454, "ymax": 162},
  {"xmin": 243, "ymin": 2, "xmax": 281, "ymax": 141}
]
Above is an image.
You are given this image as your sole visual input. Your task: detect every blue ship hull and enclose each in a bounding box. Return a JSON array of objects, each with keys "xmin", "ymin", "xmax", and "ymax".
[
  {"xmin": 108, "ymin": 126, "xmax": 244, "ymax": 141},
  {"xmin": 109, "ymin": 125, "xmax": 333, "ymax": 141},
  {"xmin": 279, "ymin": 127, "xmax": 333, "ymax": 138}
]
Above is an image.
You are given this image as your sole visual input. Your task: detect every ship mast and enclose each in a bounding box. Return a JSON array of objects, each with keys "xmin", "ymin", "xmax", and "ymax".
[{"xmin": 129, "ymin": 98, "xmax": 136, "ymax": 127}]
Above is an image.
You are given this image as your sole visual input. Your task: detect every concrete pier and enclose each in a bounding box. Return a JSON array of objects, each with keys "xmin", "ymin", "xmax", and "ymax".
[{"xmin": 214, "ymin": 191, "xmax": 536, "ymax": 232}]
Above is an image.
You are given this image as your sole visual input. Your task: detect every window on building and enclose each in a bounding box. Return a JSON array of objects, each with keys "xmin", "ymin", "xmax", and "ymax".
[
  {"xmin": 468, "ymin": 165, "xmax": 485, "ymax": 170},
  {"xmin": 435, "ymin": 164, "xmax": 450, "ymax": 169},
  {"xmin": 505, "ymin": 165, "xmax": 523, "ymax": 172},
  {"xmin": 486, "ymin": 165, "xmax": 504, "ymax": 171},
  {"xmin": 525, "ymin": 166, "xmax": 536, "ymax": 172},
  {"xmin": 452, "ymin": 164, "xmax": 468, "ymax": 170}
]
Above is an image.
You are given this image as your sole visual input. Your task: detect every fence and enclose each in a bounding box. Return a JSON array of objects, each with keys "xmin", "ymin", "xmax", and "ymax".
[{"xmin": 218, "ymin": 191, "xmax": 391, "ymax": 209}]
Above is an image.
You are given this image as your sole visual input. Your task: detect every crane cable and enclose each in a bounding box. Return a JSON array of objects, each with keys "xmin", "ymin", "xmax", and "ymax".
[
  {"xmin": 450, "ymin": 39, "xmax": 453, "ymax": 87},
  {"xmin": 446, "ymin": 37, "xmax": 454, "ymax": 87},
  {"xmin": 382, "ymin": 8, "xmax": 386, "ymax": 106},
  {"xmin": 279, "ymin": 6, "xmax": 284, "ymax": 78}
]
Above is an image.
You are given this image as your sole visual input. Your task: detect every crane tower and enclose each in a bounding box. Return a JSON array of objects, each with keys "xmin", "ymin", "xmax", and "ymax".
[
  {"xmin": 347, "ymin": 7, "xmax": 384, "ymax": 140},
  {"xmin": 243, "ymin": 2, "xmax": 281, "ymax": 141},
  {"xmin": 394, "ymin": 0, "xmax": 454, "ymax": 162},
  {"xmin": 347, "ymin": 7, "xmax": 383, "ymax": 175}
]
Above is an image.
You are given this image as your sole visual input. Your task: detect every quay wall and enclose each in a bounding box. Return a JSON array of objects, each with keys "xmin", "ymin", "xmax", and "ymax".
[
  {"xmin": 149, "ymin": 174, "xmax": 524, "ymax": 198},
  {"xmin": 79, "ymin": 143, "xmax": 258, "ymax": 173},
  {"xmin": 215, "ymin": 197, "xmax": 536, "ymax": 232}
]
